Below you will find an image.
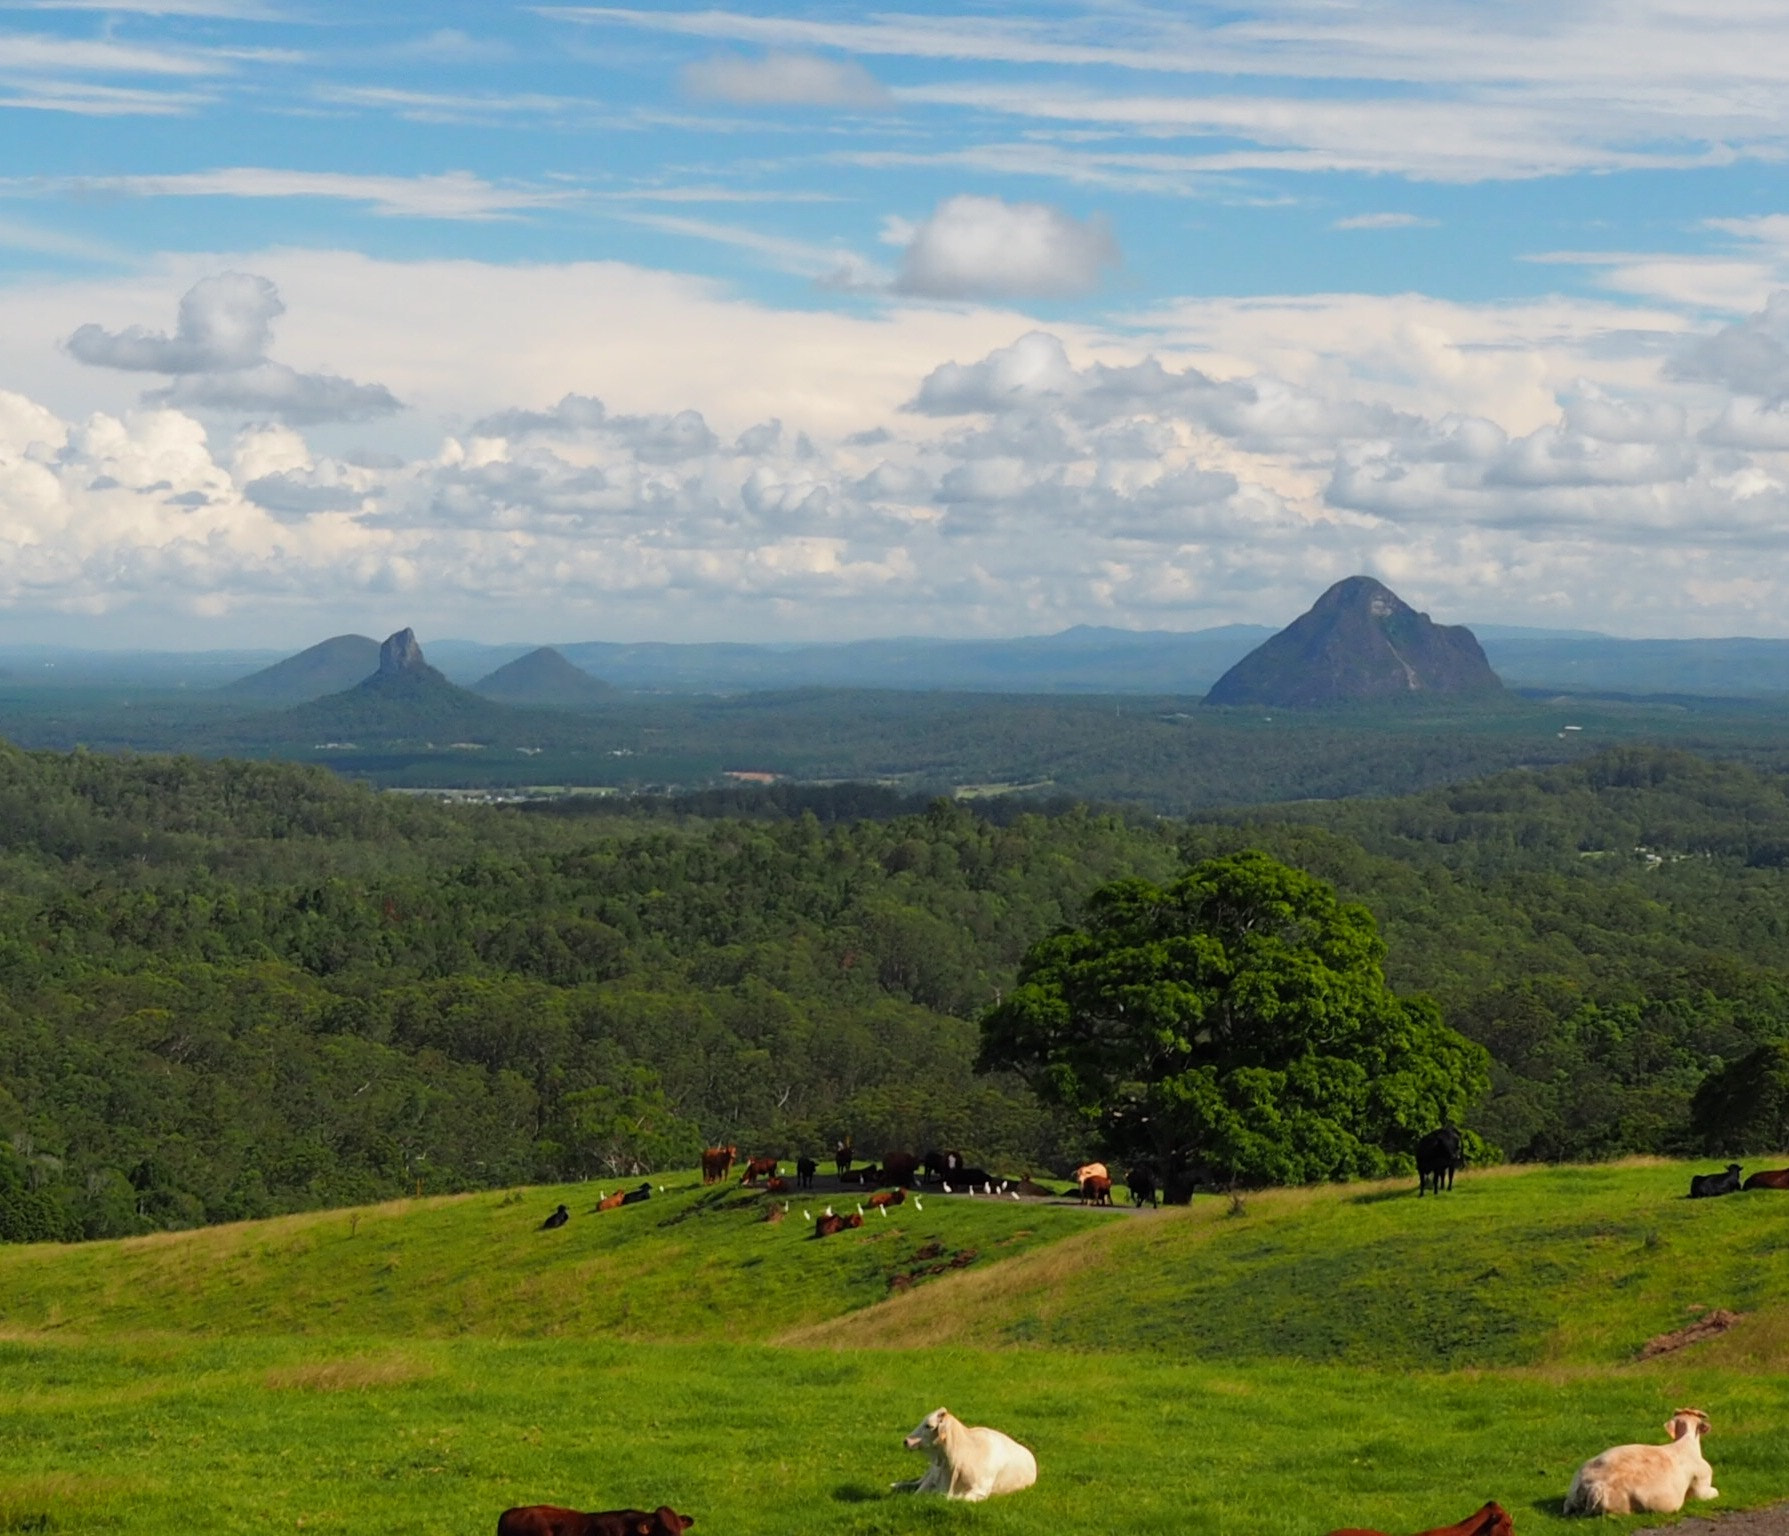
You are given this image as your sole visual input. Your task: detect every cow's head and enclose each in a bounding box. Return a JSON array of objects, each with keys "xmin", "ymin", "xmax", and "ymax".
[
  {"xmin": 904, "ymin": 1408, "xmax": 951, "ymax": 1451},
  {"xmin": 1668, "ymin": 1408, "xmax": 1710, "ymax": 1442}
]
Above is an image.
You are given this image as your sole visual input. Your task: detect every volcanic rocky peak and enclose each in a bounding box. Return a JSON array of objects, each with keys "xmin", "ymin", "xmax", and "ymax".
[{"xmin": 379, "ymin": 628, "xmax": 426, "ymax": 675}]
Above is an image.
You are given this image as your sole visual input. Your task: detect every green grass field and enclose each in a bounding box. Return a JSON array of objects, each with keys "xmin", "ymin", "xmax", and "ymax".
[{"xmin": 1, "ymin": 1162, "xmax": 1785, "ymax": 1536}]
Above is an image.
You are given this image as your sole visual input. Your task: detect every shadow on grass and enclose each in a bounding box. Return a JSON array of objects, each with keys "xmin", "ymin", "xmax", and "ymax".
[
  {"xmin": 1528, "ymin": 1496, "xmax": 1565, "ymax": 1521},
  {"xmin": 831, "ymin": 1484, "xmax": 887, "ymax": 1504},
  {"xmin": 1348, "ymin": 1187, "xmax": 1419, "ymax": 1206}
]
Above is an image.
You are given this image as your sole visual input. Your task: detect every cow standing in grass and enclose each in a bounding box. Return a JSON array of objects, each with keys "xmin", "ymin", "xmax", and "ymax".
[{"xmin": 1416, "ymin": 1126, "xmax": 1463, "ymax": 1196}]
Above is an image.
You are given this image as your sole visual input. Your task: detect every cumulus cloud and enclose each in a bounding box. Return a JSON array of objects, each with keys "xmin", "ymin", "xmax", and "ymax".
[
  {"xmin": 891, "ymin": 195, "xmax": 1119, "ymax": 301},
  {"xmin": 149, "ymin": 363, "xmax": 401, "ymax": 424},
  {"xmin": 1670, "ymin": 290, "xmax": 1789, "ymax": 403},
  {"xmin": 470, "ymin": 393, "xmax": 719, "ymax": 462},
  {"xmin": 681, "ymin": 51, "xmax": 889, "ymax": 108},
  {"xmin": 67, "ymin": 272, "xmax": 280, "ymax": 373},
  {"xmin": 65, "ymin": 273, "xmax": 403, "ymax": 425}
]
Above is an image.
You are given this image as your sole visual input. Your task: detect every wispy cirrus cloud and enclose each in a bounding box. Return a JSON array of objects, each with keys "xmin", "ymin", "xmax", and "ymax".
[
  {"xmin": 550, "ymin": 4, "xmax": 1789, "ymax": 183},
  {"xmin": 1333, "ymin": 212, "xmax": 1437, "ymax": 231},
  {"xmin": 0, "ymin": 1, "xmax": 281, "ymax": 14},
  {"xmin": 10, "ymin": 167, "xmax": 576, "ymax": 220},
  {"xmin": 682, "ymin": 50, "xmax": 890, "ymax": 108}
]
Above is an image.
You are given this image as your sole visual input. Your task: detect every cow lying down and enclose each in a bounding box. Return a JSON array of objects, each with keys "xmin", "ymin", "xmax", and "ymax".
[
  {"xmin": 892, "ymin": 1407, "xmax": 1036, "ymax": 1502},
  {"xmin": 1564, "ymin": 1408, "xmax": 1716, "ymax": 1516},
  {"xmin": 497, "ymin": 1505, "xmax": 693, "ymax": 1536}
]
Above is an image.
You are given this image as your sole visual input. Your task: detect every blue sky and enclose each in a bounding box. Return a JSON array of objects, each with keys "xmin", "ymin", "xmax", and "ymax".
[{"xmin": 2, "ymin": 1, "xmax": 1789, "ymax": 646}]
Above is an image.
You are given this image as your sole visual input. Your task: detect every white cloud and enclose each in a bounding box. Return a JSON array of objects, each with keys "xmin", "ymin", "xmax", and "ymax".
[
  {"xmin": 21, "ymin": 168, "xmax": 572, "ymax": 221},
  {"xmin": 68, "ymin": 271, "xmax": 280, "ymax": 373},
  {"xmin": 1332, "ymin": 212, "xmax": 1437, "ymax": 230},
  {"xmin": 554, "ymin": 3, "xmax": 1789, "ymax": 183},
  {"xmin": 11, "ymin": 249, "xmax": 1789, "ymax": 642},
  {"xmin": 1670, "ymin": 290, "xmax": 1789, "ymax": 402},
  {"xmin": 681, "ymin": 51, "xmax": 889, "ymax": 109},
  {"xmin": 65, "ymin": 272, "xmax": 402, "ymax": 425},
  {"xmin": 892, "ymin": 195, "xmax": 1119, "ymax": 300},
  {"xmin": 148, "ymin": 363, "xmax": 401, "ymax": 424}
]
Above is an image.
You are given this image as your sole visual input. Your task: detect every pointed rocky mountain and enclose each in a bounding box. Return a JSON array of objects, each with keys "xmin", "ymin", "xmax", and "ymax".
[
  {"xmin": 217, "ymin": 634, "xmax": 381, "ymax": 705},
  {"xmin": 1203, "ymin": 576, "xmax": 1503, "ymax": 707},
  {"xmin": 281, "ymin": 628, "xmax": 527, "ymax": 740},
  {"xmin": 473, "ymin": 647, "xmax": 614, "ymax": 708}
]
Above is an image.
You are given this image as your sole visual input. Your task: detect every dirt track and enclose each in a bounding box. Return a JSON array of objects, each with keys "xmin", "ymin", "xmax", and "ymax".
[{"xmin": 1669, "ymin": 1508, "xmax": 1789, "ymax": 1536}]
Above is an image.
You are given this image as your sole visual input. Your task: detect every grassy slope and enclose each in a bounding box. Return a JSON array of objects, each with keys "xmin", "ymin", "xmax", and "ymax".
[
  {"xmin": 786, "ymin": 1161, "xmax": 1789, "ymax": 1370},
  {"xmin": 4, "ymin": 1162, "xmax": 1789, "ymax": 1536},
  {"xmin": 0, "ymin": 1176, "xmax": 1099, "ymax": 1340}
]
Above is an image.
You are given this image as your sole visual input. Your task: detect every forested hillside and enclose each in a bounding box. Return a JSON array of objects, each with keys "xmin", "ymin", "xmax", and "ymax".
[{"xmin": 2, "ymin": 740, "xmax": 1788, "ymax": 1240}]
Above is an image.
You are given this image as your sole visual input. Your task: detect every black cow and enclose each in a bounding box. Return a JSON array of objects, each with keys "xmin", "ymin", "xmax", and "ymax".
[
  {"xmin": 620, "ymin": 1181, "xmax": 653, "ymax": 1206},
  {"xmin": 1127, "ymin": 1163, "xmax": 1159, "ymax": 1208},
  {"xmin": 1690, "ymin": 1163, "xmax": 1744, "ymax": 1198},
  {"xmin": 1415, "ymin": 1126, "xmax": 1464, "ymax": 1196},
  {"xmin": 923, "ymin": 1149, "xmax": 965, "ymax": 1185},
  {"xmin": 795, "ymin": 1155, "xmax": 817, "ymax": 1189},
  {"xmin": 541, "ymin": 1203, "xmax": 570, "ymax": 1229}
]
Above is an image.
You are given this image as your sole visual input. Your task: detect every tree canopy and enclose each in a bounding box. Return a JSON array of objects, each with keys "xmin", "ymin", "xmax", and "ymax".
[{"xmin": 978, "ymin": 850, "xmax": 1491, "ymax": 1186}]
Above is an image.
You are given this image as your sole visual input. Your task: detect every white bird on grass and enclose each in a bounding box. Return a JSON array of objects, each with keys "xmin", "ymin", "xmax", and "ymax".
[
  {"xmin": 913, "ymin": 1195, "xmax": 924, "ymax": 1211},
  {"xmin": 803, "ymin": 1209, "xmax": 813, "ymax": 1223}
]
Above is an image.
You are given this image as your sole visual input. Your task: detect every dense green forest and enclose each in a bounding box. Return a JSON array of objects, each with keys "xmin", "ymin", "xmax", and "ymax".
[
  {"xmin": 9, "ymin": 679, "xmax": 1789, "ymax": 812},
  {"xmin": 3, "ymin": 739, "xmax": 1789, "ymax": 1240}
]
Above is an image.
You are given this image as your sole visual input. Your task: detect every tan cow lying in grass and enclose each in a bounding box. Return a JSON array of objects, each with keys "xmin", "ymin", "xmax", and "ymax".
[
  {"xmin": 1564, "ymin": 1409, "xmax": 1716, "ymax": 1515},
  {"xmin": 892, "ymin": 1407, "xmax": 1037, "ymax": 1502}
]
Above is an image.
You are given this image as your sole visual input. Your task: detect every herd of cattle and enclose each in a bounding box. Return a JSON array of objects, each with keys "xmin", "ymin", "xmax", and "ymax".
[
  {"xmin": 495, "ymin": 1404, "xmax": 1722, "ymax": 1532},
  {"xmin": 520, "ymin": 1131, "xmax": 1765, "ymax": 1531},
  {"xmin": 542, "ymin": 1129, "xmax": 1789, "ymax": 1234}
]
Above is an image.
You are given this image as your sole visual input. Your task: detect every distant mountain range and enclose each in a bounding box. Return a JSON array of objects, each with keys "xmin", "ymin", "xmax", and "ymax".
[{"xmin": 11, "ymin": 621, "xmax": 1789, "ymax": 702}]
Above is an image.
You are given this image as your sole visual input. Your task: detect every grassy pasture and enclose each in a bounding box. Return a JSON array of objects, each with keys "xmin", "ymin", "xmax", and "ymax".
[{"xmin": 0, "ymin": 1162, "xmax": 1786, "ymax": 1536}]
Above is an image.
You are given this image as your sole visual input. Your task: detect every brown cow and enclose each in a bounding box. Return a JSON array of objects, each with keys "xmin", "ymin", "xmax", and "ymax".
[
  {"xmin": 883, "ymin": 1151, "xmax": 921, "ymax": 1187},
  {"xmin": 764, "ymin": 1176, "xmax": 790, "ymax": 1195},
  {"xmin": 700, "ymin": 1146, "xmax": 736, "ymax": 1184},
  {"xmin": 834, "ymin": 1136, "xmax": 854, "ymax": 1176},
  {"xmin": 813, "ymin": 1211, "xmax": 864, "ymax": 1239},
  {"xmin": 868, "ymin": 1187, "xmax": 906, "ymax": 1209},
  {"xmin": 1079, "ymin": 1174, "xmax": 1113, "ymax": 1206},
  {"xmin": 740, "ymin": 1156, "xmax": 779, "ymax": 1186},
  {"xmin": 595, "ymin": 1189, "xmax": 625, "ymax": 1212},
  {"xmin": 1328, "ymin": 1501, "xmax": 1512, "ymax": 1536},
  {"xmin": 498, "ymin": 1506, "xmax": 694, "ymax": 1536},
  {"xmin": 1743, "ymin": 1168, "xmax": 1789, "ymax": 1190}
]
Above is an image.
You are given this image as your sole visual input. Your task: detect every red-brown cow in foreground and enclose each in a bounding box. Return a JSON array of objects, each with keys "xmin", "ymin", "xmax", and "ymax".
[
  {"xmin": 595, "ymin": 1189, "xmax": 625, "ymax": 1213},
  {"xmin": 740, "ymin": 1156, "xmax": 779, "ymax": 1185},
  {"xmin": 1079, "ymin": 1174, "xmax": 1113, "ymax": 1206},
  {"xmin": 868, "ymin": 1187, "xmax": 906, "ymax": 1209},
  {"xmin": 497, "ymin": 1504, "xmax": 694, "ymax": 1536},
  {"xmin": 700, "ymin": 1146, "xmax": 736, "ymax": 1184},
  {"xmin": 1327, "ymin": 1499, "xmax": 1512, "ymax": 1536},
  {"xmin": 1743, "ymin": 1167, "xmax": 1789, "ymax": 1190},
  {"xmin": 813, "ymin": 1211, "xmax": 864, "ymax": 1239}
]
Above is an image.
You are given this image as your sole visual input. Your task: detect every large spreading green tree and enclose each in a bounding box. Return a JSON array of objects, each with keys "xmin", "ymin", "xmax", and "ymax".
[
  {"xmin": 977, "ymin": 849, "xmax": 1490, "ymax": 1188},
  {"xmin": 1690, "ymin": 1041, "xmax": 1789, "ymax": 1154}
]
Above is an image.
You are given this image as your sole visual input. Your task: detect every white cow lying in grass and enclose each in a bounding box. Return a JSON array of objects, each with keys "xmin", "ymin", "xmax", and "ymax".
[
  {"xmin": 1564, "ymin": 1408, "xmax": 1717, "ymax": 1515},
  {"xmin": 891, "ymin": 1407, "xmax": 1037, "ymax": 1502}
]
